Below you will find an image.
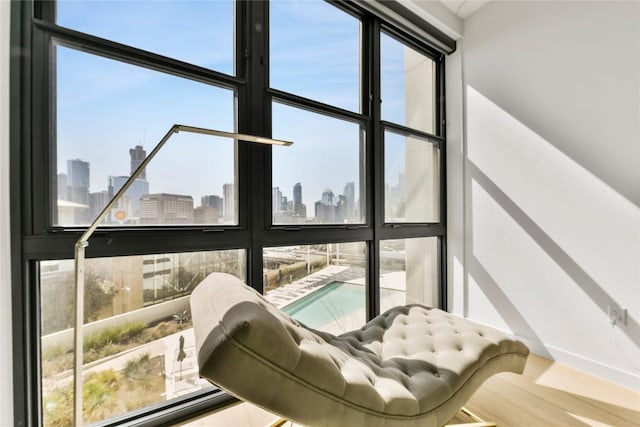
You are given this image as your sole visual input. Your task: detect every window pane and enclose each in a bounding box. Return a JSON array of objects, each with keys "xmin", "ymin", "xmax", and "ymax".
[
  {"xmin": 263, "ymin": 243, "xmax": 367, "ymax": 334},
  {"xmin": 380, "ymin": 237, "xmax": 439, "ymax": 312},
  {"xmin": 270, "ymin": 0, "xmax": 360, "ymax": 111},
  {"xmin": 384, "ymin": 130, "xmax": 440, "ymax": 223},
  {"xmin": 40, "ymin": 250, "xmax": 245, "ymax": 426},
  {"xmin": 55, "ymin": 46, "xmax": 237, "ymax": 226},
  {"xmin": 381, "ymin": 33, "xmax": 436, "ymax": 134},
  {"xmin": 56, "ymin": 0, "xmax": 234, "ymax": 75},
  {"xmin": 272, "ymin": 102, "xmax": 364, "ymax": 225}
]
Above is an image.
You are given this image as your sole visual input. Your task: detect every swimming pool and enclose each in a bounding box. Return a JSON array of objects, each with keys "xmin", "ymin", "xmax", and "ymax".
[{"xmin": 282, "ymin": 282, "xmax": 403, "ymax": 330}]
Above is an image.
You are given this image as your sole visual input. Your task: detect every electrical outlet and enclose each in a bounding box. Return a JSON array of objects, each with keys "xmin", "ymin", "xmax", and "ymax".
[{"xmin": 608, "ymin": 304, "xmax": 626, "ymax": 325}]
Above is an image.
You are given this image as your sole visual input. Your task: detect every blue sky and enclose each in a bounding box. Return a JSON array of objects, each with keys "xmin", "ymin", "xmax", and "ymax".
[{"xmin": 56, "ymin": 0, "xmax": 408, "ymax": 217}]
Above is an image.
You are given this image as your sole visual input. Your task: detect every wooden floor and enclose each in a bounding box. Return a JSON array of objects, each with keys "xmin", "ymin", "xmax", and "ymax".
[
  {"xmin": 177, "ymin": 354, "xmax": 640, "ymax": 427},
  {"xmin": 447, "ymin": 354, "xmax": 639, "ymax": 426}
]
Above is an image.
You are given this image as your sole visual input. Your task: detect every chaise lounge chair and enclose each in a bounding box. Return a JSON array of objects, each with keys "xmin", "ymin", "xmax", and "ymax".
[{"xmin": 190, "ymin": 273, "xmax": 529, "ymax": 426}]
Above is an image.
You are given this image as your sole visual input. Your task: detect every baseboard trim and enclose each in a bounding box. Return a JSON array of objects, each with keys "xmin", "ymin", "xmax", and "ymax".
[{"xmin": 517, "ymin": 336, "xmax": 640, "ymax": 391}]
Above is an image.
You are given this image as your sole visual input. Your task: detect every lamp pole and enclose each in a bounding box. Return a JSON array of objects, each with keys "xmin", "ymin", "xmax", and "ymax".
[{"xmin": 72, "ymin": 124, "xmax": 292, "ymax": 425}]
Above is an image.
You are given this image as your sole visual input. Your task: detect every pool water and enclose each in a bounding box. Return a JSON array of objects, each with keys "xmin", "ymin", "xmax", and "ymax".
[{"xmin": 282, "ymin": 282, "xmax": 403, "ymax": 329}]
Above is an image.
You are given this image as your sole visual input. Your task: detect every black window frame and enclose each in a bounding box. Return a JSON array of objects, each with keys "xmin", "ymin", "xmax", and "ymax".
[{"xmin": 10, "ymin": 1, "xmax": 451, "ymax": 425}]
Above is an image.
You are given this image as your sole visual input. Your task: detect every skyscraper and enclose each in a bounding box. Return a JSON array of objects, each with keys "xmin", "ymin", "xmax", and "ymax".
[
  {"xmin": 343, "ymin": 182, "xmax": 355, "ymax": 220},
  {"xmin": 201, "ymin": 195, "xmax": 223, "ymax": 223},
  {"xmin": 273, "ymin": 187, "xmax": 283, "ymax": 211},
  {"xmin": 201, "ymin": 195, "xmax": 223, "ymax": 212},
  {"xmin": 315, "ymin": 200, "xmax": 335, "ymax": 222},
  {"xmin": 66, "ymin": 159, "xmax": 90, "ymax": 205},
  {"xmin": 321, "ymin": 188, "xmax": 334, "ymax": 205},
  {"xmin": 108, "ymin": 175, "xmax": 149, "ymax": 217},
  {"xmin": 129, "ymin": 145, "xmax": 147, "ymax": 180},
  {"xmin": 293, "ymin": 182, "xmax": 302, "ymax": 206},
  {"xmin": 293, "ymin": 182, "xmax": 306, "ymax": 218},
  {"xmin": 223, "ymin": 183, "xmax": 235, "ymax": 222},
  {"xmin": 89, "ymin": 190, "xmax": 109, "ymax": 220},
  {"xmin": 99, "ymin": 145, "xmax": 150, "ymax": 221}
]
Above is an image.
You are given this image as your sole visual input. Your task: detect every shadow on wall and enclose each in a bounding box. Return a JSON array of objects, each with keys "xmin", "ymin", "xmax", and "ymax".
[
  {"xmin": 460, "ymin": 1, "xmax": 640, "ymax": 207},
  {"xmin": 463, "ymin": 85, "xmax": 640, "ymax": 383},
  {"xmin": 468, "ymin": 161, "xmax": 640, "ymax": 351}
]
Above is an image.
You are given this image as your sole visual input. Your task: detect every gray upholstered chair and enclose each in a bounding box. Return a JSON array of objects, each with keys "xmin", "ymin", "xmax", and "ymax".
[{"xmin": 190, "ymin": 273, "xmax": 529, "ymax": 427}]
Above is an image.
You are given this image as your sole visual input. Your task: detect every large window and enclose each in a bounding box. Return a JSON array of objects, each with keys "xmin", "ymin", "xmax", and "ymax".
[
  {"xmin": 56, "ymin": 0, "xmax": 235, "ymax": 75},
  {"xmin": 381, "ymin": 31, "xmax": 436, "ymax": 134},
  {"xmin": 270, "ymin": 0, "xmax": 360, "ymax": 111},
  {"xmin": 11, "ymin": 1, "xmax": 449, "ymax": 425},
  {"xmin": 271, "ymin": 103, "xmax": 364, "ymax": 224},
  {"xmin": 384, "ymin": 130, "xmax": 440, "ymax": 223},
  {"xmin": 40, "ymin": 250, "xmax": 245, "ymax": 426},
  {"xmin": 380, "ymin": 237, "xmax": 439, "ymax": 310},
  {"xmin": 55, "ymin": 46, "xmax": 236, "ymax": 226}
]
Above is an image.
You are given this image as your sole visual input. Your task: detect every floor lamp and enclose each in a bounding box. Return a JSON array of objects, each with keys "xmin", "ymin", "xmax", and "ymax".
[{"xmin": 72, "ymin": 124, "xmax": 293, "ymax": 425}]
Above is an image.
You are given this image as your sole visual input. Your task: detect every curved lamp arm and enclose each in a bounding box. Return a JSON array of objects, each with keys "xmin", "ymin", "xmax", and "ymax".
[{"xmin": 73, "ymin": 124, "xmax": 292, "ymax": 425}]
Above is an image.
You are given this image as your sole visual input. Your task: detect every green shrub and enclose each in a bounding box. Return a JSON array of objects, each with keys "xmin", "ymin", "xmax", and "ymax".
[
  {"xmin": 123, "ymin": 352, "xmax": 152, "ymax": 380},
  {"xmin": 83, "ymin": 370, "xmax": 119, "ymax": 421},
  {"xmin": 43, "ymin": 386, "xmax": 72, "ymax": 427},
  {"xmin": 43, "ymin": 355, "xmax": 165, "ymax": 426},
  {"xmin": 121, "ymin": 321, "xmax": 146, "ymax": 340},
  {"xmin": 42, "ymin": 344, "xmax": 71, "ymax": 362},
  {"xmin": 83, "ymin": 370, "xmax": 118, "ymax": 408},
  {"xmin": 83, "ymin": 321, "xmax": 146, "ymax": 353}
]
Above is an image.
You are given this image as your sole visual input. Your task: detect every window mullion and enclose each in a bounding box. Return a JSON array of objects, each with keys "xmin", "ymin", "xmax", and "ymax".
[
  {"xmin": 369, "ymin": 16, "xmax": 383, "ymax": 319},
  {"xmin": 243, "ymin": 0, "xmax": 270, "ymax": 292}
]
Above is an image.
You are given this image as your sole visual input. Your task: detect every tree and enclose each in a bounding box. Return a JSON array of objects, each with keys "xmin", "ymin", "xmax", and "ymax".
[{"xmin": 84, "ymin": 269, "xmax": 112, "ymax": 322}]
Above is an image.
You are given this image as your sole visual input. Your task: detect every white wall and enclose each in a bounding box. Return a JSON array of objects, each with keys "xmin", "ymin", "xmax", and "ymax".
[
  {"xmin": 447, "ymin": 0, "xmax": 640, "ymax": 389},
  {"xmin": 1, "ymin": 0, "xmax": 14, "ymax": 424}
]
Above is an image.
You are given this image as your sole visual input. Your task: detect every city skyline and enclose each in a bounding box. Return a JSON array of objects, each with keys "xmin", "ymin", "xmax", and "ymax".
[{"xmin": 57, "ymin": 145, "xmax": 380, "ymax": 225}]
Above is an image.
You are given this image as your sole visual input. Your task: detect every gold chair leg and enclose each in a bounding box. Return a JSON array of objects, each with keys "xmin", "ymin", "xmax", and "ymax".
[
  {"xmin": 267, "ymin": 417, "xmax": 289, "ymax": 427},
  {"xmin": 444, "ymin": 406, "xmax": 497, "ymax": 427}
]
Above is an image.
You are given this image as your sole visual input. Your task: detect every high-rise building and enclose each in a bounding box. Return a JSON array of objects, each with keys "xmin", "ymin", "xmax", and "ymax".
[
  {"xmin": 321, "ymin": 188, "xmax": 334, "ymax": 205},
  {"xmin": 129, "ymin": 145, "xmax": 147, "ymax": 180},
  {"xmin": 293, "ymin": 182, "xmax": 306, "ymax": 218},
  {"xmin": 293, "ymin": 182, "xmax": 302, "ymax": 206},
  {"xmin": 198, "ymin": 195, "xmax": 223, "ymax": 223},
  {"xmin": 139, "ymin": 193, "xmax": 194, "ymax": 224},
  {"xmin": 315, "ymin": 200, "xmax": 335, "ymax": 222},
  {"xmin": 108, "ymin": 175, "xmax": 149, "ymax": 218},
  {"xmin": 272, "ymin": 187, "xmax": 283, "ymax": 212},
  {"xmin": 201, "ymin": 195, "xmax": 223, "ymax": 213},
  {"xmin": 89, "ymin": 190, "xmax": 109, "ymax": 220},
  {"xmin": 223, "ymin": 183, "xmax": 235, "ymax": 222},
  {"xmin": 335, "ymin": 195, "xmax": 347, "ymax": 222},
  {"xmin": 343, "ymin": 182, "xmax": 355, "ymax": 220},
  {"xmin": 66, "ymin": 159, "xmax": 90, "ymax": 205}
]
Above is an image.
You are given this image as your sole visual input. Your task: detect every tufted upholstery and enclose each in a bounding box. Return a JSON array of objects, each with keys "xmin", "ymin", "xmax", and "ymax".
[{"xmin": 191, "ymin": 273, "xmax": 529, "ymax": 427}]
